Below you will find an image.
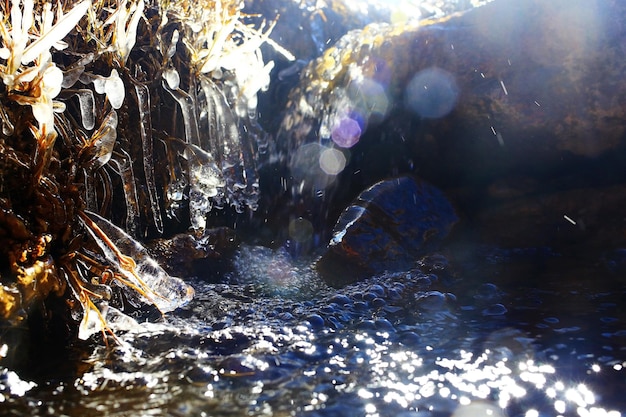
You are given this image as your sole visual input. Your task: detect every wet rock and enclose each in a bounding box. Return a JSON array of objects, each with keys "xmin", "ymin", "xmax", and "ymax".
[
  {"xmin": 269, "ymin": 0, "xmax": 626, "ymax": 252},
  {"xmin": 277, "ymin": 0, "xmax": 626, "ymax": 172},
  {"xmin": 145, "ymin": 227, "xmax": 238, "ymax": 278},
  {"xmin": 316, "ymin": 176, "xmax": 458, "ymax": 286},
  {"xmin": 476, "ymin": 184, "xmax": 626, "ymax": 250}
]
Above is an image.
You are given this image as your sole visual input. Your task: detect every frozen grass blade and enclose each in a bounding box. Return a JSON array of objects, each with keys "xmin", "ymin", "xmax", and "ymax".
[{"xmin": 21, "ymin": 0, "xmax": 91, "ymax": 65}]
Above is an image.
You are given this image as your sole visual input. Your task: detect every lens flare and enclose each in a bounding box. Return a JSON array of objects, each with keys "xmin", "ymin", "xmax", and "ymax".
[{"xmin": 405, "ymin": 67, "xmax": 459, "ymax": 118}]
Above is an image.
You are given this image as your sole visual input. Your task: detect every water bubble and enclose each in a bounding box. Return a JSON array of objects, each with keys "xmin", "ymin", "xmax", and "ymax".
[
  {"xmin": 405, "ymin": 67, "xmax": 459, "ymax": 118},
  {"xmin": 482, "ymin": 303, "xmax": 508, "ymax": 316},
  {"xmin": 331, "ymin": 117, "xmax": 362, "ymax": 148}
]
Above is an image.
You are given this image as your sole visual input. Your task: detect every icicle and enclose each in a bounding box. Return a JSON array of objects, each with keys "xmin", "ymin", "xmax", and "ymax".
[
  {"xmin": 95, "ymin": 167, "xmax": 112, "ymax": 214},
  {"xmin": 163, "ymin": 139, "xmax": 188, "ymax": 222},
  {"xmin": 108, "ymin": 150, "xmax": 140, "ymax": 238},
  {"xmin": 184, "ymin": 144, "xmax": 224, "ymax": 231},
  {"xmin": 0, "ymin": 105, "xmax": 15, "ymax": 136},
  {"xmin": 198, "ymin": 77, "xmax": 259, "ymax": 213},
  {"xmin": 165, "ymin": 29, "xmax": 179, "ymax": 61},
  {"xmin": 162, "ymin": 74, "xmax": 201, "ymax": 147},
  {"xmin": 84, "ymin": 109, "xmax": 117, "ymax": 168},
  {"xmin": 131, "ymin": 77, "xmax": 164, "ymax": 235},
  {"xmin": 238, "ymin": 118, "xmax": 261, "ymax": 211},
  {"xmin": 72, "ymin": 89, "xmax": 95, "ymax": 130},
  {"xmin": 82, "ymin": 167, "xmax": 98, "ymax": 212},
  {"xmin": 80, "ymin": 210, "xmax": 194, "ymax": 313}
]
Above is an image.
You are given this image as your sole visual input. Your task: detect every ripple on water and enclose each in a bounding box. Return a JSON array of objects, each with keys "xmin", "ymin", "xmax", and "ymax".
[{"xmin": 1, "ymin": 246, "xmax": 624, "ymax": 417}]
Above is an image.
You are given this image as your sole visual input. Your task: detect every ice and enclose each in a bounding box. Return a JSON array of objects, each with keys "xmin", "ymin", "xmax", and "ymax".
[
  {"xmin": 165, "ymin": 30, "xmax": 179, "ymax": 61},
  {"xmin": 74, "ymin": 89, "xmax": 95, "ymax": 130},
  {"xmin": 77, "ymin": 300, "xmax": 106, "ymax": 341},
  {"xmin": 185, "ymin": 144, "xmax": 225, "ymax": 231},
  {"xmin": 89, "ymin": 109, "xmax": 117, "ymax": 168},
  {"xmin": 20, "ymin": 0, "xmax": 90, "ymax": 65},
  {"xmin": 162, "ymin": 139, "xmax": 188, "ymax": 222},
  {"xmin": 0, "ymin": 106, "xmax": 14, "ymax": 136},
  {"xmin": 162, "ymin": 78, "xmax": 201, "ymax": 147},
  {"xmin": 61, "ymin": 65, "xmax": 84, "ymax": 88},
  {"xmin": 108, "ymin": 150, "xmax": 141, "ymax": 238},
  {"xmin": 162, "ymin": 67, "xmax": 180, "ymax": 90},
  {"xmin": 161, "ymin": 68, "xmax": 263, "ymax": 224},
  {"xmin": 132, "ymin": 78, "xmax": 163, "ymax": 234},
  {"xmin": 104, "ymin": 69, "xmax": 125, "ymax": 109},
  {"xmin": 198, "ymin": 77, "xmax": 260, "ymax": 212},
  {"xmin": 81, "ymin": 210, "xmax": 195, "ymax": 313}
]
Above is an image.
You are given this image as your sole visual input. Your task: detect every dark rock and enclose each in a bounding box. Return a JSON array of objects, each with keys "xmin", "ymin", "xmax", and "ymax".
[
  {"xmin": 476, "ymin": 184, "xmax": 626, "ymax": 250},
  {"xmin": 269, "ymin": 0, "xmax": 626, "ymax": 252},
  {"xmin": 316, "ymin": 176, "xmax": 458, "ymax": 286},
  {"xmin": 145, "ymin": 227, "xmax": 238, "ymax": 278}
]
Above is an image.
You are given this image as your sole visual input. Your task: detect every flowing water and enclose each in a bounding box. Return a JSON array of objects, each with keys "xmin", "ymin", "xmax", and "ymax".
[
  {"xmin": 1, "ymin": 0, "xmax": 625, "ymax": 416},
  {"xmin": 1, "ymin": 243, "xmax": 624, "ymax": 416}
]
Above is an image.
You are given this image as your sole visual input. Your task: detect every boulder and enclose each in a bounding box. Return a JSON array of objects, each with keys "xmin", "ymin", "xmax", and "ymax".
[{"xmin": 316, "ymin": 176, "xmax": 458, "ymax": 286}]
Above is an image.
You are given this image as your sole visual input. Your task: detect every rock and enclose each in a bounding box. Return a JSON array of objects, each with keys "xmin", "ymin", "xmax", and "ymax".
[
  {"xmin": 316, "ymin": 176, "xmax": 458, "ymax": 286},
  {"xmin": 145, "ymin": 227, "xmax": 239, "ymax": 279},
  {"xmin": 277, "ymin": 0, "xmax": 626, "ymax": 169},
  {"xmin": 269, "ymin": 0, "xmax": 626, "ymax": 251},
  {"xmin": 476, "ymin": 184, "xmax": 626, "ymax": 251}
]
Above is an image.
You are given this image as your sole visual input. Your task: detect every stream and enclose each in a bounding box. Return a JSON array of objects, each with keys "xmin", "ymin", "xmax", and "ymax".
[
  {"xmin": 2, "ymin": 243, "xmax": 624, "ymax": 416},
  {"xmin": 1, "ymin": 0, "xmax": 625, "ymax": 415}
]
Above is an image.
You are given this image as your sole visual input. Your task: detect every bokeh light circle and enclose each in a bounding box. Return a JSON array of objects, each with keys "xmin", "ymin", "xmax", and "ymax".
[
  {"xmin": 331, "ymin": 117, "xmax": 362, "ymax": 148},
  {"xmin": 405, "ymin": 67, "xmax": 459, "ymax": 118},
  {"xmin": 319, "ymin": 148, "xmax": 347, "ymax": 175},
  {"xmin": 288, "ymin": 217, "xmax": 314, "ymax": 243}
]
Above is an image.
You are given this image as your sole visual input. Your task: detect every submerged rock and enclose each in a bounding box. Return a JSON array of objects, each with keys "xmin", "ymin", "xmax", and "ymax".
[{"xmin": 317, "ymin": 176, "xmax": 458, "ymax": 286}]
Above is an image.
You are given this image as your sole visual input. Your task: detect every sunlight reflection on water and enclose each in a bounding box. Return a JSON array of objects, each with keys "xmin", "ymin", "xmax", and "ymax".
[{"xmin": 48, "ymin": 244, "xmax": 622, "ymax": 417}]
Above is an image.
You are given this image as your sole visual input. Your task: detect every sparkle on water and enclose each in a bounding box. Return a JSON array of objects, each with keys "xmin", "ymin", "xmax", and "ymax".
[
  {"xmin": 1, "ymin": 0, "xmax": 625, "ymax": 415},
  {"xmin": 2, "ymin": 244, "xmax": 624, "ymax": 416}
]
